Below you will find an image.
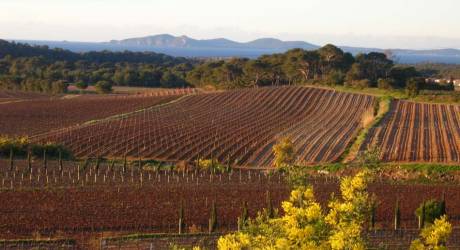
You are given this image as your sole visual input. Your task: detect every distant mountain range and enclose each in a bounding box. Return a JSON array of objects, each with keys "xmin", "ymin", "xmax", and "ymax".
[
  {"xmin": 109, "ymin": 34, "xmax": 319, "ymax": 50},
  {"xmin": 9, "ymin": 34, "xmax": 460, "ymax": 64}
]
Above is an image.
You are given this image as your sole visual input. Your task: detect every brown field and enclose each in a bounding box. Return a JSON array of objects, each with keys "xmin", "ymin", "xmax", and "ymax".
[
  {"xmin": 0, "ymin": 94, "xmax": 179, "ymax": 136},
  {"xmin": 1, "ymin": 160, "xmax": 460, "ymax": 249},
  {"xmin": 364, "ymin": 100, "xmax": 460, "ymax": 163},
  {"xmin": 32, "ymin": 86, "xmax": 375, "ymax": 166}
]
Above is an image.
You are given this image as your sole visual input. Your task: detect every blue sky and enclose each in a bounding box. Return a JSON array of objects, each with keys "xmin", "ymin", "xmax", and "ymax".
[{"xmin": 1, "ymin": 0, "xmax": 459, "ymax": 49}]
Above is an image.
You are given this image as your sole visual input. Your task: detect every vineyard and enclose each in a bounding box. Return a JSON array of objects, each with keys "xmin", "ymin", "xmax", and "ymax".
[
  {"xmin": 1, "ymin": 160, "xmax": 460, "ymax": 248},
  {"xmin": 2, "ymin": 86, "xmax": 460, "ymax": 248},
  {"xmin": 32, "ymin": 86, "xmax": 375, "ymax": 166},
  {"xmin": 0, "ymin": 94, "xmax": 180, "ymax": 136},
  {"xmin": 364, "ymin": 100, "xmax": 460, "ymax": 163}
]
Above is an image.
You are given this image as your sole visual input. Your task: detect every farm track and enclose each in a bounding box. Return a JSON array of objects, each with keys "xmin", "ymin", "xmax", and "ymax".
[
  {"xmin": 364, "ymin": 100, "xmax": 460, "ymax": 163},
  {"xmin": 32, "ymin": 86, "xmax": 375, "ymax": 166},
  {"xmin": 0, "ymin": 94, "xmax": 180, "ymax": 136}
]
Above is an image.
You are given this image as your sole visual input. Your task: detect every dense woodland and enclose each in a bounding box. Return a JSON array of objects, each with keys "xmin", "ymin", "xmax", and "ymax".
[{"xmin": 0, "ymin": 39, "xmax": 456, "ymax": 94}]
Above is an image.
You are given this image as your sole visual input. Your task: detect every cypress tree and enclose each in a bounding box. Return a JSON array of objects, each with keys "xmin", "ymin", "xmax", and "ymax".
[
  {"xmin": 123, "ymin": 155, "xmax": 127, "ymax": 173},
  {"xmin": 419, "ymin": 202, "xmax": 426, "ymax": 229},
  {"xmin": 440, "ymin": 192, "xmax": 446, "ymax": 216},
  {"xmin": 208, "ymin": 200, "xmax": 217, "ymax": 233},
  {"xmin": 238, "ymin": 201, "xmax": 249, "ymax": 231},
  {"xmin": 110, "ymin": 159, "xmax": 115, "ymax": 169},
  {"xmin": 58, "ymin": 149, "xmax": 63, "ymax": 172},
  {"xmin": 394, "ymin": 198, "xmax": 400, "ymax": 231},
  {"xmin": 178, "ymin": 200, "xmax": 185, "ymax": 234},
  {"xmin": 9, "ymin": 148, "xmax": 14, "ymax": 171},
  {"xmin": 370, "ymin": 201, "xmax": 377, "ymax": 230},
  {"xmin": 266, "ymin": 191, "xmax": 274, "ymax": 218},
  {"xmin": 95, "ymin": 156, "xmax": 100, "ymax": 172},
  {"xmin": 43, "ymin": 149, "xmax": 47, "ymax": 169},
  {"xmin": 27, "ymin": 150, "xmax": 32, "ymax": 172}
]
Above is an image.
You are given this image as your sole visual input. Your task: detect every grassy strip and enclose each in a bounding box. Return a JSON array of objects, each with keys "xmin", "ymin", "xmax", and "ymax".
[
  {"xmin": 104, "ymin": 232, "xmax": 222, "ymax": 242},
  {"xmin": 83, "ymin": 94, "xmax": 189, "ymax": 126},
  {"xmin": 339, "ymin": 96, "xmax": 392, "ymax": 163},
  {"xmin": 391, "ymin": 163, "xmax": 460, "ymax": 174},
  {"xmin": 303, "ymin": 84, "xmax": 460, "ymax": 105},
  {"xmin": 0, "ymin": 239, "xmax": 76, "ymax": 244}
]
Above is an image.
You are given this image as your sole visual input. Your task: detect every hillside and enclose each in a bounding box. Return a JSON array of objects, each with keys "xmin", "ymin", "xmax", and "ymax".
[{"xmin": 32, "ymin": 86, "xmax": 375, "ymax": 166}]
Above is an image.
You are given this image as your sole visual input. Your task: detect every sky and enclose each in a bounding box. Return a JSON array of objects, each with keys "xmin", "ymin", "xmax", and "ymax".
[{"xmin": 1, "ymin": 0, "xmax": 459, "ymax": 49}]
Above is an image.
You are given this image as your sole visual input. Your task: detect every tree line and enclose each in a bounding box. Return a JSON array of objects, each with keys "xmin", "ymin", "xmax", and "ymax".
[{"xmin": 0, "ymin": 40, "xmax": 455, "ymax": 94}]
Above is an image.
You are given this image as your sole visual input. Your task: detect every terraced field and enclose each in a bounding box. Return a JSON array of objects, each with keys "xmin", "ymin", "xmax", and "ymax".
[
  {"xmin": 32, "ymin": 87, "xmax": 375, "ymax": 166},
  {"xmin": 364, "ymin": 100, "xmax": 460, "ymax": 163}
]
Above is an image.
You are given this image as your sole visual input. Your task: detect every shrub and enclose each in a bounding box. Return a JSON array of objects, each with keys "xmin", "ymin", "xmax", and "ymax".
[
  {"xmin": 377, "ymin": 78, "xmax": 395, "ymax": 90},
  {"xmin": 345, "ymin": 79, "xmax": 371, "ymax": 89},
  {"xmin": 218, "ymin": 170, "xmax": 374, "ymax": 249},
  {"xmin": 410, "ymin": 215, "xmax": 452, "ymax": 250},
  {"xmin": 326, "ymin": 70, "xmax": 345, "ymax": 85},
  {"xmin": 406, "ymin": 77, "xmax": 423, "ymax": 97},
  {"xmin": 0, "ymin": 136, "xmax": 71, "ymax": 159},
  {"xmin": 416, "ymin": 199, "xmax": 444, "ymax": 225},
  {"xmin": 75, "ymin": 82, "xmax": 89, "ymax": 90},
  {"xmin": 95, "ymin": 80, "xmax": 112, "ymax": 94},
  {"xmin": 273, "ymin": 137, "xmax": 295, "ymax": 168}
]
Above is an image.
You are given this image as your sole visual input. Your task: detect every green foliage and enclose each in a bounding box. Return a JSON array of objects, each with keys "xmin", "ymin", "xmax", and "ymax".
[
  {"xmin": 406, "ymin": 77, "xmax": 423, "ymax": 97},
  {"xmin": 238, "ymin": 201, "xmax": 249, "ymax": 231},
  {"xmin": 75, "ymin": 81, "xmax": 88, "ymax": 90},
  {"xmin": 377, "ymin": 78, "xmax": 395, "ymax": 90},
  {"xmin": 0, "ymin": 40, "xmax": 193, "ymax": 93},
  {"xmin": 357, "ymin": 144, "xmax": 381, "ymax": 169},
  {"xmin": 196, "ymin": 158, "xmax": 227, "ymax": 173},
  {"xmin": 209, "ymin": 200, "xmax": 217, "ymax": 233},
  {"xmin": 414, "ymin": 63, "xmax": 460, "ymax": 79},
  {"xmin": 345, "ymin": 79, "xmax": 372, "ymax": 89},
  {"xmin": 0, "ymin": 136, "xmax": 71, "ymax": 159},
  {"xmin": 95, "ymin": 80, "xmax": 113, "ymax": 94},
  {"xmin": 179, "ymin": 200, "xmax": 185, "ymax": 234},
  {"xmin": 326, "ymin": 70, "xmax": 346, "ymax": 85},
  {"xmin": 416, "ymin": 200, "xmax": 445, "ymax": 225}
]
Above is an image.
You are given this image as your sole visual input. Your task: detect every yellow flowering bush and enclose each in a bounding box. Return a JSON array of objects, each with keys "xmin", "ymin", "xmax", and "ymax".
[
  {"xmin": 218, "ymin": 170, "xmax": 373, "ymax": 250},
  {"xmin": 325, "ymin": 170, "xmax": 372, "ymax": 250},
  {"xmin": 410, "ymin": 215, "xmax": 452, "ymax": 250},
  {"xmin": 197, "ymin": 158, "xmax": 213, "ymax": 170},
  {"xmin": 273, "ymin": 137, "xmax": 295, "ymax": 168}
]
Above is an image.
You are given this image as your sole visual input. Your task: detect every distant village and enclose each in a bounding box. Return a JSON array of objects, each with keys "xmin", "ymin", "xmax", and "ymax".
[{"xmin": 426, "ymin": 78, "xmax": 460, "ymax": 90}]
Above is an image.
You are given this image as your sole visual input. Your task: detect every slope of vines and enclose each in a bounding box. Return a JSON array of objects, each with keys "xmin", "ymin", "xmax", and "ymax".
[
  {"xmin": 363, "ymin": 100, "xmax": 460, "ymax": 163},
  {"xmin": 0, "ymin": 94, "xmax": 180, "ymax": 136},
  {"xmin": 33, "ymin": 87, "xmax": 375, "ymax": 166}
]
